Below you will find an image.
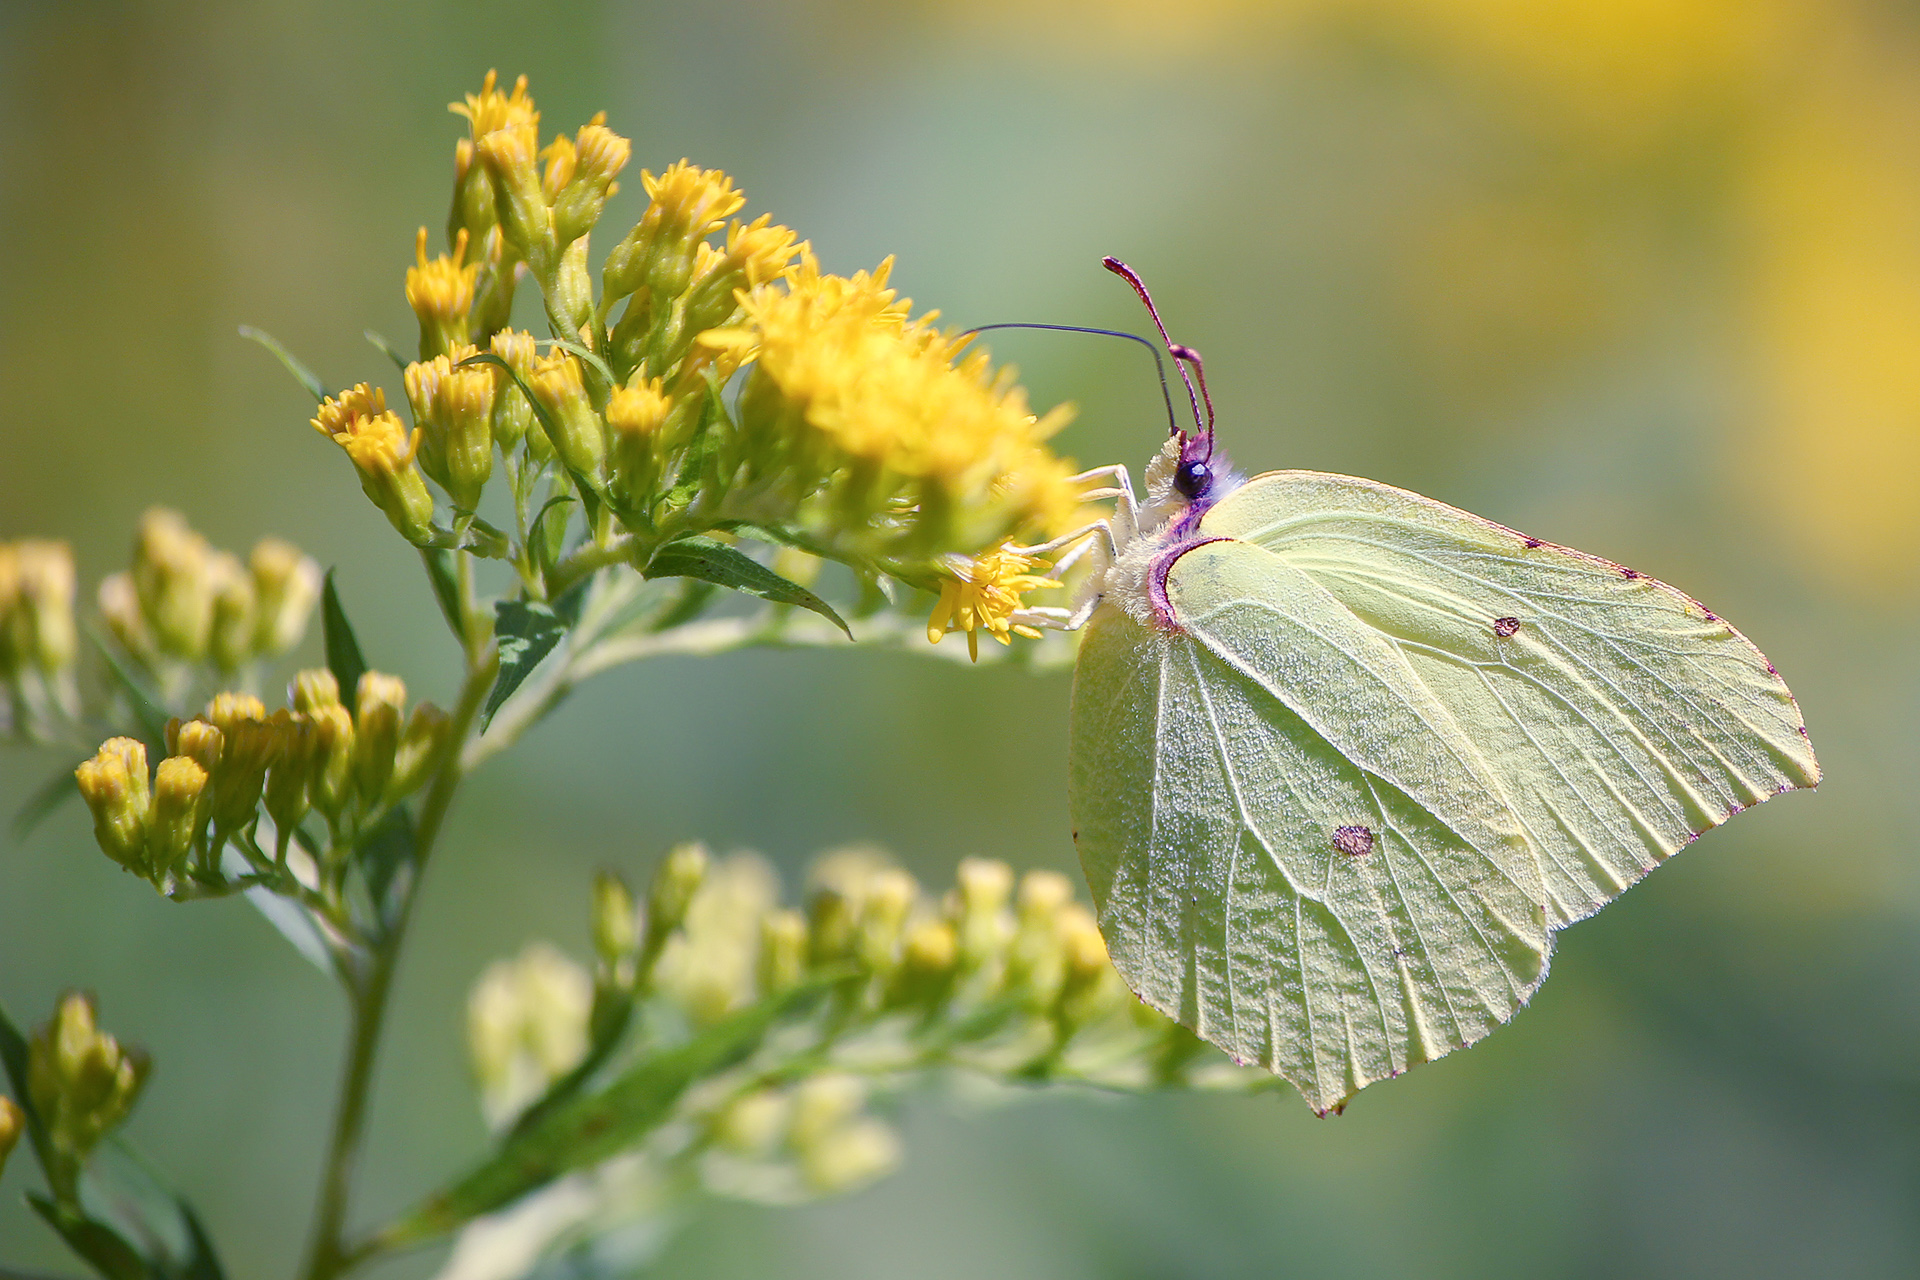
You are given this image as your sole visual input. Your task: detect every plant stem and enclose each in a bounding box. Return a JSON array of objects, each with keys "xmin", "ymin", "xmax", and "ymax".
[{"xmin": 297, "ymin": 647, "xmax": 499, "ymax": 1280}]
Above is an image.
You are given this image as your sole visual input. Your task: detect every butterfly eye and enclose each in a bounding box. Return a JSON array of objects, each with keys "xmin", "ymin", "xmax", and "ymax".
[{"xmin": 1174, "ymin": 459, "xmax": 1210, "ymax": 499}]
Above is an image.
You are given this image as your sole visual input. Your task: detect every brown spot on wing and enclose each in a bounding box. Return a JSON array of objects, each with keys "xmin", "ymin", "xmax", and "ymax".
[
  {"xmin": 1331, "ymin": 825, "xmax": 1374, "ymax": 857},
  {"xmin": 1492, "ymin": 616, "xmax": 1521, "ymax": 638}
]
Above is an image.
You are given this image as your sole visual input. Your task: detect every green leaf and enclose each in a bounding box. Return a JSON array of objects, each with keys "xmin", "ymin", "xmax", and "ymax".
[
  {"xmin": 320, "ymin": 570, "xmax": 368, "ymax": 705},
  {"xmin": 381, "ymin": 976, "xmax": 838, "ymax": 1244},
  {"xmin": 420, "ymin": 548, "xmax": 464, "ymax": 642},
  {"xmin": 358, "ymin": 805, "xmax": 418, "ymax": 930},
  {"xmin": 363, "ymin": 328, "xmax": 411, "ymax": 374},
  {"xmin": 237, "ymin": 326, "xmax": 328, "ymax": 403},
  {"xmin": 644, "ymin": 537, "xmax": 850, "ymax": 638},
  {"xmin": 13, "ymin": 762, "xmax": 82, "ymax": 840},
  {"xmin": 480, "ymin": 599, "xmax": 568, "ymax": 731},
  {"xmin": 30, "ymin": 1144, "xmax": 228, "ymax": 1280},
  {"xmin": 710, "ymin": 519, "xmax": 839, "ymax": 563}
]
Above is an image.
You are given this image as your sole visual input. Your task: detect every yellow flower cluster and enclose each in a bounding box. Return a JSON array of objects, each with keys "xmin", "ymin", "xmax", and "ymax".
[
  {"xmin": 26, "ymin": 993, "xmax": 148, "ymax": 1200},
  {"xmin": 926, "ymin": 544, "xmax": 1060, "ymax": 660},
  {"xmin": 704, "ymin": 254, "xmax": 1085, "ymax": 563},
  {"xmin": 97, "ymin": 510, "xmax": 319, "ymax": 676},
  {"xmin": 313, "ymin": 386, "xmax": 436, "ymax": 543},
  {"xmin": 1, "ymin": 540, "xmax": 79, "ymax": 736},
  {"xmin": 74, "ymin": 670, "xmax": 446, "ymax": 893}
]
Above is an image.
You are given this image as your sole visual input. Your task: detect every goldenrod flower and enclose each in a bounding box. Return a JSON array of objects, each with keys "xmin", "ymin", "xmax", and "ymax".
[
  {"xmin": 552, "ymin": 113, "xmax": 630, "ymax": 248},
  {"xmin": 312, "ymin": 385, "xmax": 436, "ymax": 544},
  {"xmin": 450, "ymin": 69, "xmax": 539, "ymax": 144},
  {"xmin": 133, "ymin": 509, "xmax": 216, "ymax": 660},
  {"xmin": 248, "ymin": 538, "xmax": 321, "ymax": 656},
  {"xmin": 353, "ymin": 672, "xmax": 407, "ymax": 805},
  {"xmin": 525, "ymin": 350, "xmax": 605, "ymax": 481},
  {"xmin": 603, "ymin": 161, "xmax": 745, "ymax": 305},
  {"xmin": 487, "ymin": 328, "xmax": 543, "ymax": 455},
  {"xmin": 148, "ymin": 756, "xmax": 210, "ymax": 878},
  {"xmin": 926, "ymin": 544, "xmax": 1059, "ymax": 661},
  {"xmin": 606, "ymin": 374, "xmax": 676, "ymax": 506},
  {"xmin": 406, "ymin": 346, "xmax": 495, "ymax": 511},
  {"xmin": 703, "ymin": 255, "xmax": 1082, "ymax": 561},
  {"xmin": 406, "ymin": 227, "xmax": 478, "ymax": 358},
  {"xmin": 76, "ymin": 738, "xmax": 150, "ymax": 870}
]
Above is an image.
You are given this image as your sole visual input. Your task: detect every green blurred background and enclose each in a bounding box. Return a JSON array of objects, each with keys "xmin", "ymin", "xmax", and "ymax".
[{"xmin": 4, "ymin": 0, "xmax": 1918, "ymax": 1275}]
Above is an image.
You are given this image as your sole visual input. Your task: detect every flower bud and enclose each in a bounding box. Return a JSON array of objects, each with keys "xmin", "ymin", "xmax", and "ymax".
[
  {"xmin": 406, "ymin": 227, "xmax": 477, "ymax": 360},
  {"xmin": 387, "ymin": 700, "xmax": 448, "ymax": 799},
  {"xmin": 601, "ymin": 162, "xmax": 743, "ymax": 306},
  {"xmin": 552, "ymin": 116, "xmax": 630, "ymax": 249},
  {"xmin": 97, "ymin": 571, "xmax": 151, "ymax": 661},
  {"xmin": 476, "ymin": 122, "xmax": 554, "ymax": 273},
  {"xmin": 0, "ymin": 1095, "xmax": 22, "ymax": 1179},
  {"xmin": 711, "ymin": 1088, "xmax": 789, "ymax": 1156},
  {"xmin": 13, "ymin": 540, "xmax": 77, "ymax": 674},
  {"xmin": 290, "ymin": 667, "xmax": 340, "ymax": 713},
  {"xmin": 407, "ymin": 347, "xmax": 497, "ymax": 512},
  {"xmin": 758, "ymin": 908, "xmax": 807, "ymax": 995},
  {"xmin": 469, "ymin": 230, "xmax": 519, "ymax": 346},
  {"xmin": 133, "ymin": 509, "xmax": 215, "ymax": 660},
  {"xmin": 592, "ymin": 868, "xmax": 639, "ymax": 982},
  {"xmin": 206, "ymin": 552, "xmax": 257, "ymax": 673},
  {"xmin": 526, "ymin": 352, "xmax": 605, "ymax": 481},
  {"xmin": 353, "ymin": 672, "xmax": 407, "ymax": 805},
  {"xmin": 206, "ymin": 694, "xmax": 275, "ymax": 832},
  {"xmin": 488, "ymin": 329, "xmax": 541, "ymax": 454},
  {"xmin": 952, "ymin": 856, "xmax": 1013, "ymax": 970},
  {"xmin": 890, "ymin": 919, "xmax": 958, "ymax": 1007},
  {"xmin": 788, "ymin": 1075, "xmax": 899, "ymax": 1195},
  {"xmin": 1006, "ymin": 869, "xmax": 1074, "ymax": 1005},
  {"xmin": 647, "ymin": 842, "xmax": 708, "ymax": 941},
  {"xmin": 307, "ymin": 704, "xmax": 355, "ymax": 818},
  {"xmin": 312, "ymin": 386, "xmax": 436, "ymax": 545},
  {"xmin": 856, "ymin": 868, "xmax": 917, "ymax": 976},
  {"xmin": 467, "ymin": 942, "xmax": 590, "ymax": 1130},
  {"xmin": 606, "ymin": 376, "xmax": 673, "ymax": 507},
  {"xmin": 147, "ymin": 756, "xmax": 209, "ymax": 879},
  {"xmin": 263, "ymin": 714, "xmax": 315, "ymax": 837},
  {"xmin": 76, "ymin": 738, "xmax": 150, "ymax": 871},
  {"xmin": 27, "ymin": 993, "xmax": 149, "ymax": 1197},
  {"xmin": 249, "ymin": 539, "xmax": 321, "ymax": 656},
  {"xmin": 167, "ymin": 718, "xmax": 224, "ymax": 777}
]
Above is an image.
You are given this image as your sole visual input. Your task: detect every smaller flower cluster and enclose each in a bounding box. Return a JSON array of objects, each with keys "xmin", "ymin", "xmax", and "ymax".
[
  {"xmin": 24, "ymin": 993, "xmax": 148, "ymax": 1201},
  {"xmin": 0, "ymin": 538, "xmax": 79, "ymax": 737},
  {"xmin": 73, "ymin": 669, "xmax": 447, "ymax": 897},
  {"xmin": 465, "ymin": 844, "xmax": 1273, "ymax": 1222},
  {"xmin": 99, "ymin": 508, "xmax": 321, "ymax": 677},
  {"xmin": 926, "ymin": 543, "xmax": 1061, "ymax": 660}
]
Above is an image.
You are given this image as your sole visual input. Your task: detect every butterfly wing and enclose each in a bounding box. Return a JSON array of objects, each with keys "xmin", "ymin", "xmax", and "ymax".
[
  {"xmin": 1068, "ymin": 469, "xmax": 1818, "ymax": 1112},
  {"xmin": 1201, "ymin": 470, "xmax": 1819, "ymax": 926},
  {"xmin": 1070, "ymin": 541, "xmax": 1553, "ymax": 1114}
]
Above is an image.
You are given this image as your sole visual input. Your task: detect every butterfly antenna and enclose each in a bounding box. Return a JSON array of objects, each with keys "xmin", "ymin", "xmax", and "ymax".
[
  {"xmin": 1102, "ymin": 256, "xmax": 1203, "ymax": 437},
  {"xmin": 1169, "ymin": 343, "xmax": 1216, "ymax": 456},
  {"xmin": 958, "ymin": 322, "xmax": 1179, "ymax": 436}
]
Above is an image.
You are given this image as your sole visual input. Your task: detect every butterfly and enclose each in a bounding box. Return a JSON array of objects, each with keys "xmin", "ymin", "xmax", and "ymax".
[{"xmin": 1040, "ymin": 259, "xmax": 1820, "ymax": 1114}]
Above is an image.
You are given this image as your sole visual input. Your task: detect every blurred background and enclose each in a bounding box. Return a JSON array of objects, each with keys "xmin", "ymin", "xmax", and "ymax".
[{"xmin": 3, "ymin": 0, "xmax": 1918, "ymax": 1275}]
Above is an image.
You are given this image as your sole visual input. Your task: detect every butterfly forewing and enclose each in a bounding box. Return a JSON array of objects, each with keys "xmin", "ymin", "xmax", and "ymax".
[{"xmin": 1200, "ymin": 470, "xmax": 1820, "ymax": 927}]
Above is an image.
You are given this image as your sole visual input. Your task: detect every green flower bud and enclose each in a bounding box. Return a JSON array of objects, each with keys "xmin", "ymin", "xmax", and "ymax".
[
  {"xmin": 75, "ymin": 738, "xmax": 150, "ymax": 871},
  {"xmin": 758, "ymin": 908, "xmax": 807, "ymax": 995},
  {"xmin": 476, "ymin": 123, "xmax": 554, "ymax": 274},
  {"xmin": 206, "ymin": 552, "xmax": 257, "ymax": 673},
  {"xmin": 263, "ymin": 714, "xmax": 315, "ymax": 838},
  {"xmin": 890, "ymin": 919, "xmax": 958, "ymax": 1007},
  {"xmin": 856, "ymin": 868, "xmax": 917, "ymax": 976},
  {"xmin": 952, "ymin": 856, "xmax": 1013, "ymax": 971},
  {"xmin": 249, "ymin": 539, "xmax": 321, "ymax": 656},
  {"xmin": 205, "ymin": 693, "xmax": 275, "ymax": 832},
  {"xmin": 387, "ymin": 700, "xmax": 448, "ymax": 800},
  {"xmin": 7, "ymin": 540, "xmax": 77, "ymax": 675},
  {"xmin": 647, "ymin": 842, "xmax": 708, "ymax": 941},
  {"xmin": 27, "ymin": 993, "xmax": 149, "ymax": 1199},
  {"xmin": 488, "ymin": 329, "xmax": 540, "ymax": 454},
  {"xmin": 592, "ymin": 868, "xmax": 639, "ymax": 982},
  {"xmin": 526, "ymin": 352, "xmax": 605, "ymax": 481},
  {"xmin": 307, "ymin": 704, "xmax": 355, "ymax": 819},
  {"xmin": 551, "ymin": 119, "xmax": 630, "ymax": 249},
  {"xmin": 711, "ymin": 1088, "xmax": 788, "ymax": 1156},
  {"xmin": 290, "ymin": 667, "xmax": 341, "ymax": 713},
  {"xmin": 147, "ymin": 756, "xmax": 210, "ymax": 880},
  {"xmin": 96, "ymin": 572, "xmax": 151, "ymax": 663},
  {"xmin": 352, "ymin": 672, "xmax": 407, "ymax": 806},
  {"xmin": 167, "ymin": 718, "xmax": 224, "ymax": 778},
  {"xmin": 788, "ymin": 1075, "xmax": 899, "ymax": 1195},
  {"xmin": 132, "ymin": 509, "xmax": 215, "ymax": 660}
]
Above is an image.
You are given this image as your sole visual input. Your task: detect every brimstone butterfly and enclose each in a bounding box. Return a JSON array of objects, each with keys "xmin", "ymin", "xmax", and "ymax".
[{"xmin": 1049, "ymin": 259, "xmax": 1819, "ymax": 1114}]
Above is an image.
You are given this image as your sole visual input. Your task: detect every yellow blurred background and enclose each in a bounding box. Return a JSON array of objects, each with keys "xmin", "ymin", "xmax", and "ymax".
[{"xmin": 2, "ymin": 1, "xmax": 1917, "ymax": 1277}]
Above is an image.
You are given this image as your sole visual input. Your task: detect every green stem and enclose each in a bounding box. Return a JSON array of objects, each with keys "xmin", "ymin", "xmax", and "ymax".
[
  {"xmin": 296, "ymin": 648, "xmax": 499, "ymax": 1280},
  {"xmin": 545, "ymin": 534, "xmax": 638, "ymax": 601}
]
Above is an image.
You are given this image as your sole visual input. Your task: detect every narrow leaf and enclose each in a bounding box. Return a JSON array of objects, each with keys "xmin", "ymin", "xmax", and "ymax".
[
  {"xmin": 320, "ymin": 570, "xmax": 368, "ymax": 704},
  {"xmin": 480, "ymin": 600, "xmax": 568, "ymax": 730},
  {"xmin": 27, "ymin": 1195, "xmax": 147, "ymax": 1280},
  {"xmin": 237, "ymin": 326, "xmax": 328, "ymax": 403},
  {"xmin": 221, "ymin": 843, "xmax": 334, "ymax": 975},
  {"xmin": 382, "ymin": 977, "xmax": 837, "ymax": 1243},
  {"xmin": 538, "ymin": 338, "xmax": 618, "ymax": 392},
  {"xmin": 645, "ymin": 537, "xmax": 851, "ymax": 638},
  {"xmin": 363, "ymin": 329, "xmax": 411, "ymax": 374}
]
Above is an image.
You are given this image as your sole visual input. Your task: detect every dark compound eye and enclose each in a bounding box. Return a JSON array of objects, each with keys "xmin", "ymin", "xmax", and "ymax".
[{"xmin": 1174, "ymin": 459, "xmax": 1210, "ymax": 498}]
